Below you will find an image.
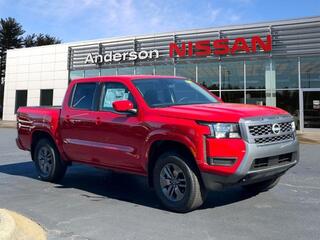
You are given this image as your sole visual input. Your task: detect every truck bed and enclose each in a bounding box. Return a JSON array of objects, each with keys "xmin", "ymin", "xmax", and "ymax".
[{"xmin": 16, "ymin": 106, "xmax": 62, "ymax": 150}]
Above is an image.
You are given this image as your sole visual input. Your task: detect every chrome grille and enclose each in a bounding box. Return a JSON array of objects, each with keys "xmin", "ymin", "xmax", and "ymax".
[
  {"xmin": 249, "ymin": 122, "xmax": 293, "ymax": 136},
  {"xmin": 254, "ymin": 133, "xmax": 294, "ymax": 144},
  {"xmin": 241, "ymin": 116, "xmax": 296, "ymax": 145}
]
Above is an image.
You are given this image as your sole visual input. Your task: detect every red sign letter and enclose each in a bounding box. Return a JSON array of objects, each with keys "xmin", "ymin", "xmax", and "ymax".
[
  {"xmin": 169, "ymin": 43, "xmax": 186, "ymax": 57},
  {"xmin": 213, "ymin": 39, "xmax": 229, "ymax": 55},
  {"xmin": 251, "ymin": 35, "xmax": 272, "ymax": 53},
  {"xmin": 195, "ymin": 40, "xmax": 211, "ymax": 56},
  {"xmin": 231, "ymin": 37, "xmax": 250, "ymax": 54}
]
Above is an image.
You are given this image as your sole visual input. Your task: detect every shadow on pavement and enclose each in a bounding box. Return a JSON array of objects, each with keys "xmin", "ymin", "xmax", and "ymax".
[{"xmin": 0, "ymin": 161, "xmax": 258, "ymax": 211}]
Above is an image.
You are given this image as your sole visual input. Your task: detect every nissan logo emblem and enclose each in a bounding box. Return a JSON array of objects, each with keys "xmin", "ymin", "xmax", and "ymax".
[{"xmin": 272, "ymin": 123, "xmax": 281, "ymax": 134}]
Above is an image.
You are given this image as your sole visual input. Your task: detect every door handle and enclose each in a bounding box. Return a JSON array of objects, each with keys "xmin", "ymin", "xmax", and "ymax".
[
  {"xmin": 96, "ymin": 117, "xmax": 101, "ymax": 125},
  {"xmin": 64, "ymin": 115, "xmax": 71, "ymax": 124}
]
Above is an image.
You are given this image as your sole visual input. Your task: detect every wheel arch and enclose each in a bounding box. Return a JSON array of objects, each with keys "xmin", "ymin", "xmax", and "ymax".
[
  {"xmin": 147, "ymin": 139, "xmax": 202, "ymax": 188},
  {"xmin": 31, "ymin": 130, "xmax": 57, "ymax": 161}
]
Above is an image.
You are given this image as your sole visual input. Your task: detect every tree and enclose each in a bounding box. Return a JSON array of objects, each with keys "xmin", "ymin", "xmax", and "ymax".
[
  {"xmin": 0, "ymin": 17, "xmax": 25, "ymax": 118},
  {"xmin": 0, "ymin": 17, "xmax": 61, "ymax": 119},
  {"xmin": 24, "ymin": 33, "xmax": 37, "ymax": 47},
  {"xmin": 24, "ymin": 33, "xmax": 61, "ymax": 47}
]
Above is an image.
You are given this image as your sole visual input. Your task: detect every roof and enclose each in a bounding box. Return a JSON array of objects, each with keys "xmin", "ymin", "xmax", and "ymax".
[{"xmin": 71, "ymin": 75, "xmax": 185, "ymax": 83}]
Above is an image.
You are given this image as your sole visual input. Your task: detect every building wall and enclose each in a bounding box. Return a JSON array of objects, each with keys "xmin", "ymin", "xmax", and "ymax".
[{"xmin": 3, "ymin": 44, "xmax": 69, "ymax": 120}]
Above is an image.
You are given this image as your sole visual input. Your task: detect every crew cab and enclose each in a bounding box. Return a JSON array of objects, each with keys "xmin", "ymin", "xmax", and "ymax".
[{"xmin": 16, "ymin": 76, "xmax": 299, "ymax": 212}]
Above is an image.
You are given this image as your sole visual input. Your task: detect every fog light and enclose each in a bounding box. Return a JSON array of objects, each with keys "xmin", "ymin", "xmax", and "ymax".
[{"xmin": 207, "ymin": 157, "xmax": 236, "ymax": 166}]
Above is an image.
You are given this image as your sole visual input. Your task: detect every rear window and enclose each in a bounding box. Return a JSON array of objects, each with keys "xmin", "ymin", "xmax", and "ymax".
[{"xmin": 71, "ymin": 83, "xmax": 97, "ymax": 110}]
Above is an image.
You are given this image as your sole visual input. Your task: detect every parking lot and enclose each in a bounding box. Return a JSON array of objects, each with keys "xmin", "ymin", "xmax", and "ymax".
[{"xmin": 0, "ymin": 127, "xmax": 319, "ymax": 240}]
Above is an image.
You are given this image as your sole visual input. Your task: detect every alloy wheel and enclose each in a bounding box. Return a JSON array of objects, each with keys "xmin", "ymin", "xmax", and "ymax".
[{"xmin": 160, "ymin": 163, "xmax": 187, "ymax": 202}]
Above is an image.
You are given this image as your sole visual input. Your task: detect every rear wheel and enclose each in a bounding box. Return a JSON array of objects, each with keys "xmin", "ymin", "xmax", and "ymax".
[
  {"xmin": 34, "ymin": 138, "xmax": 67, "ymax": 183},
  {"xmin": 153, "ymin": 152, "xmax": 206, "ymax": 213},
  {"xmin": 243, "ymin": 176, "xmax": 281, "ymax": 193}
]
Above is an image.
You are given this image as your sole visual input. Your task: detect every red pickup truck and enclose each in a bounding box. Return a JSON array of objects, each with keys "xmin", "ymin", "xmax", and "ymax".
[{"xmin": 16, "ymin": 76, "xmax": 299, "ymax": 212}]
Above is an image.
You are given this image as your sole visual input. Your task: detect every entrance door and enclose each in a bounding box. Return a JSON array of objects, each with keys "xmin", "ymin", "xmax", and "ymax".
[{"xmin": 303, "ymin": 91, "xmax": 320, "ymax": 129}]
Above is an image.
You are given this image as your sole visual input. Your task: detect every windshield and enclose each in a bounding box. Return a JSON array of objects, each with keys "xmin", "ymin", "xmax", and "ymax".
[{"xmin": 133, "ymin": 78, "xmax": 219, "ymax": 107}]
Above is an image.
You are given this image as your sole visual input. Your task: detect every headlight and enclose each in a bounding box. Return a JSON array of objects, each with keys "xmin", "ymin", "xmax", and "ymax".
[
  {"xmin": 200, "ymin": 122, "xmax": 241, "ymax": 139},
  {"xmin": 291, "ymin": 121, "xmax": 296, "ymax": 131}
]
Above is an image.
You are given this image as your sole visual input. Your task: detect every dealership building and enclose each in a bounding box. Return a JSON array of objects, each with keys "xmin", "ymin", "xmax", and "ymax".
[{"xmin": 2, "ymin": 16, "xmax": 320, "ymax": 130}]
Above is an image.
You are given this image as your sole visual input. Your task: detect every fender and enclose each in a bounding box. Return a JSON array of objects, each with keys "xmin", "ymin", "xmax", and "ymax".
[
  {"xmin": 30, "ymin": 125, "xmax": 68, "ymax": 162},
  {"xmin": 141, "ymin": 129, "xmax": 199, "ymax": 172}
]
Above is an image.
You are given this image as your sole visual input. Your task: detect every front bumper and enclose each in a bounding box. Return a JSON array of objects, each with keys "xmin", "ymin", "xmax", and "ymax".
[{"xmin": 201, "ymin": 139, "xmax": 299, "ymax": 191}]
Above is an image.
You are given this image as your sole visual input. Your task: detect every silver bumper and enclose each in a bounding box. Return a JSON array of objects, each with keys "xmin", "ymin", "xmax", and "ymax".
[{"xmin": 201, "ymin": 138, "xmax": 299, "ymax": 190}]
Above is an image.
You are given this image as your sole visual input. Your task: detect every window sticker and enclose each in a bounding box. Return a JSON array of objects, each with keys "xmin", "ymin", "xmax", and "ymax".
[{"xmin": 103, "ymin": 88, "xmax": 128, "ymax": 108}]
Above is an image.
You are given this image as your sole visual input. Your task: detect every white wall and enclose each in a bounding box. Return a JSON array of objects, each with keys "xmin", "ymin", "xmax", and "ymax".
[{"xmin": 3, "ymin": 44, "xmax": 69, "ymax": 120}]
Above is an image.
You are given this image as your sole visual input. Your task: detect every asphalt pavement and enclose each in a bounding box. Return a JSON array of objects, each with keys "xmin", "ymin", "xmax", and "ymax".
[{"xmin": 0, "ymin": 128, "xmax": 319, "ymax": 240}]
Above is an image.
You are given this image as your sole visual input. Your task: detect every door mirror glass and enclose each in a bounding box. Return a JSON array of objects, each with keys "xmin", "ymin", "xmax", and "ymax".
[{"xmin": 113, "ymin": 100, "xmax": 136, "ymax": 113}]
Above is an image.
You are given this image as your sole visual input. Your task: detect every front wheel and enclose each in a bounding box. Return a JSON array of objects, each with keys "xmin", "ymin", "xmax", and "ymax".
[
  {"xmin": 242, "ymin": 176, "xmax": 281, "ymax": 193},
  {"xmin": 34, "ymin": 138, "xmax": 67, "ymax": 183},
  {"xmin": 153, "ymin": 152, "xmax": 206, "ymax": 213}
]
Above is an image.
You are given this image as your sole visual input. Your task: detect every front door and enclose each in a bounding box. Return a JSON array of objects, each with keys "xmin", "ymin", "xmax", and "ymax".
[
  {"xmin": 94, "ymin": 82, "xmax": 149, "ymax": 172},
  {"xmin": 303, "ymin": 90, "xmax": 320, "ymax": 129}
]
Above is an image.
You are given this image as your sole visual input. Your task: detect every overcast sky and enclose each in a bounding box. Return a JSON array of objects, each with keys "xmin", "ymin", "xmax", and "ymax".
[{"xmin": 0, "ymin": 0, "xmax": 319, "ymax": 43}]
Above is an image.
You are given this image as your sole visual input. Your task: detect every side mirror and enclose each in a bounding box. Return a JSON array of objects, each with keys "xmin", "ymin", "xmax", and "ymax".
[{"xmin": 112, "ymin": 100, "xmax": 137, "ymax": 114}]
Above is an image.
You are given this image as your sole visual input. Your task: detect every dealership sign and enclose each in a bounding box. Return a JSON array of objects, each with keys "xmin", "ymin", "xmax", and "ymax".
[
  {"xmin": 169, "ymin": 35, "xmax": 272, "ymax": 57},
  {"xmin": 84, "ymin": 35, "xmax": 272, "ymax": 64},
  {"xmin": 85, "ymin": 50, "xmax": 160, "ymax": 64}
]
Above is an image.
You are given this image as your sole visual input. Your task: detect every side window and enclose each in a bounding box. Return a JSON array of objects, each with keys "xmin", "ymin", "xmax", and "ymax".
[
  {"xmin": 71, "ymin": 83, "xmax": 97, "ymax": 110},
  {"xmin": 100, "ymin": 82, "xmax": 136, "ymax": 111}
]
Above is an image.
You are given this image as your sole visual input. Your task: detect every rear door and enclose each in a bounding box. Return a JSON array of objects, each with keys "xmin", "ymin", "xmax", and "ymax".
[{"xmin": 60, "ymin": 82, "xmax": 100, "ymax": 163}]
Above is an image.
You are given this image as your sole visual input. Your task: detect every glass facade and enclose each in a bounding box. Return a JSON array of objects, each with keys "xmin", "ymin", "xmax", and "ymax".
[
  {"xmin": 69, "ymin": 55, "xmax": 320, "ymax": 130},
  {"xmin": 101, "ymin": 68, "xmax": 117, "ymax": 76},
  {"xmin": 175, "ymin": 64, "xmax": 196, "ymax": 80},
  {"xmin": 301, "ymin": 56, "xmax": 320, "ymax": 88},
  {"xmin": 198, "ymin": 63, "xmax": 219, "ymax": 90},
  {"xmin": 221, "ymin": 61, "xmax": 244, "ymax": 90},
  {"xmin": 135, "ymin": 65, "xmax": 154, "ymax": 75}
]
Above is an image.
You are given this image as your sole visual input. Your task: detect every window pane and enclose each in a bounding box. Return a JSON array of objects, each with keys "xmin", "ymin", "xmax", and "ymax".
[
  {"xmin": 70, "ymin": 70, "xmax": 84, "ymax": 80},
  {"xmin": 246, "ymin": 60, "xmax": 269, "ymax": 89},
  {"xmin": 274, "ymin": 58, "xmax": 298, "ymax": 89},
  {"xmin": 246, "ymin": 91, "xmax": 266, "ymax": 105},
  {"xmin": 101, "ymin": 68, "xmax": 117, "ymax": 76},
  {"xmin": 221, "ymin": 91, "xmax": 244, "ymax": 103},
  {"xmin": 118, "ymin": 67, "xmax": 134, "ymax": 75},
  {"xmin": 303, "ymin": 91, "xmax": 320, "ymax": 128},
  {"xmin": 221, "ymin": 61, "xmax": 244, "ymax": 89},
  {"xmin": 301, "ymin": 56, "xmax": 320, "ymax": 88},
  {"xmin": 100, "ymin": 82, "xmax": 136, "ymax": 111},
  {"xmin": 40, "ymin": 89, "xmax": 53, "ymax": 106},
  {"xmin": 133, "ymin": 78, "xmax": 218, "ymax": 107},
  {"xmin": 276, "ymin": 90, "xmax": 300, "ymax": 129},
  {"xmin": 198, "ymin": 63, "xmax": 219, "ymax": 90},
  {"xmin": 15, "ymin": 90, "xmax": 28, "ymax": 113},
  {"xmin": 71, "ymin": 83, "xmax": 96, "ymax": 110},
  {"xmin": 176, "ymin": 64, "xmax": 196, "ymax": 81},
  {"xmin": 155, "ymin": 65, "xmax": 174, "ymax": 75},
  {"xmin": 84, "ymin": 69, "xmax": 100, "ymax": 77},
  {"xmin": 135, "ymin": 66, "xmax": 154, "ymax": 75}
]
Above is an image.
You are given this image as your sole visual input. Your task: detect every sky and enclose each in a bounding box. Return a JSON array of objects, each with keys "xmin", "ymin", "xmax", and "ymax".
[{"xmin": 0, "ymin": 0, "xmax": 319, "ymax": 43}]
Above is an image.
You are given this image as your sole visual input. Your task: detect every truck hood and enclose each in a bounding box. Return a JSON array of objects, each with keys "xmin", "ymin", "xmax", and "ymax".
[{"xmin": 155, "ymin": 103, "xmax": 289, "ymax": 122}]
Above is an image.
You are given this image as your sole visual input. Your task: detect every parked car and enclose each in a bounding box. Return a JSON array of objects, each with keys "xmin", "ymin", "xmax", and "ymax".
[{"xmin": 16, "ymin": 76, "xmax": 299, "ymax": 212}]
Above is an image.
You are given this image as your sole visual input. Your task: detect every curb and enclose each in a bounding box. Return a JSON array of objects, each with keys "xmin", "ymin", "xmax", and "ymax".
[
  {"xmin": 0, "ymin": 210, "xmax": 15, "ymax": 240},
  {"xmin": 0, "ymin": 209, "xmax": 46, "ymax": 240}
]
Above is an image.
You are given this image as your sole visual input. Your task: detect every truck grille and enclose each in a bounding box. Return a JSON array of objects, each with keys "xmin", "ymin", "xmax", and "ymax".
[
  {"xmin": 254, "ymin": 133, "xmax": 294, "ymax": 144},
  {"xmin": 241, "ymin": 116, "xmax": 296, "ymax": 145},
  {"xmin": 249, "ymin": 122, "xmax": 292, "ymax": 136}
]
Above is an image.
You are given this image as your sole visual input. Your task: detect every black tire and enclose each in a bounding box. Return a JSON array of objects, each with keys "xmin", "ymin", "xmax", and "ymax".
[
  {"xmin": 243, "ymin": 176, "xmax": 281, "ymax": 193},
  {"xmin": 34, "ymin": 138, "xmax": 67, "ymax": 183},
  {"xmin": 153, "ymin": 152, "xmax": 206, "ymax": 213}
]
